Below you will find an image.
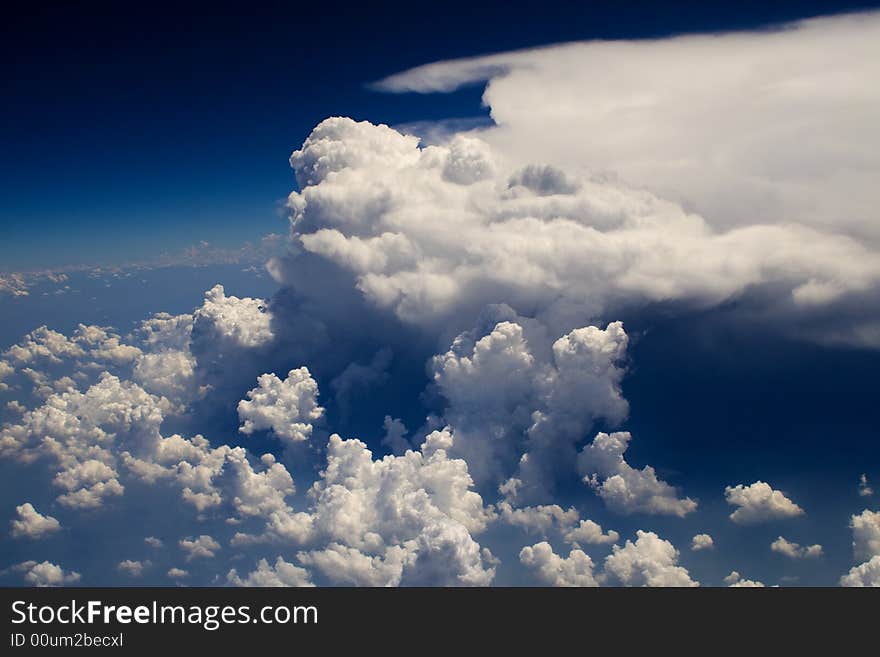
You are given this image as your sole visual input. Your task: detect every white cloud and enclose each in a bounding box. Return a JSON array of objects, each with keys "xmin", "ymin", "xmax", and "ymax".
[
  {"xmin": 432, "ymin": 318, "xmax": 628, "ymax": 498},
  {"xmin": 770, "ymin": 536, "xmax": 823, "ymax": 559},
  {"xmin": 10, "ymin": 503, "xmax": 61, "ymax": 539},
  {"xmin": 237, "ymin": 367, "xmax": 324, "ymax": 443},
  {"xmin": 227, "ymin": 557, "xmax": 313, "ymax": 587},
  {"xmin": 603, "ymin": 531, "xmax": 698, "ymax": 587},
  {"xmin": 840, "ymin": 555, "xmax": 880, "ymax": 587},
  {"xmin": 291, "ymin": 430, "xmax": 496, "ymax": 586},
  {"xmin": 192, "ymin": 284, "xmax": 274, "ymax": 349},
  {"xmin": 724, "ymin": 481, "xmax": 805, "ymax": 524},
  {"xmin": 691, "ymin": 534, "xmax": 714, "ymax": 551},
  {"xmin": 859, "ymin": 474, "xmax": 874, "ymax": 497},
  {"xmin": 0, "ymin": 360, "xmax": 13, "ymax": 391},
  {"xmin": 167, "ymin": 567, "xmax": 189, "ymax": 579},
  {"xmin": 282, "ymin": 117, "xmax": 880, "ymax": 343},
  {"xmin": 563, "ymin": 520, "xmax": 619, "ymax": 548},
  {"xmin": 519, "ymin": 541, "xmax": 598, "ymax": 587},
  {"xmin": 378, "ymin": 14, "xmax": 880, "ymax": 245},
  {"xmin": 179, "ymin": 535, "xmax": 220, "ymax": 560},
  {"xmin": 144, "ymin": 536, "xmax": 163, "ymax": 548},
  {"xmin": 578, "ymin": 432, "xmax": 696, "ymax": 517},
  {"xmin": 117, "ymin": 560, "xmax": 149, "ymax": 577},
  {"xmin": 724, "ymin": 571, "xmax": 765, "ymax": 587},
  {"xmin": 850, "ymin": 509, "xmax": 880, "ymax": 561},
  {"xmin": 16, "ymin": 560, "xmax": 81, "ymax": 587}
]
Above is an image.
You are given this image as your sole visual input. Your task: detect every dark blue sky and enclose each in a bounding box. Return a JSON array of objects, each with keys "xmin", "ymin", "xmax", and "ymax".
[{"xmin": 4, "ymin": 0, "xmax": 879, "ymax": 269}]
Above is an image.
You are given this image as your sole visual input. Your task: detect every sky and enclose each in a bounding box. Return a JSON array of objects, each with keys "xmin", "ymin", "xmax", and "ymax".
[
  {"xmin": 3, "ymin": 0, "xmax": 879, "ymax": 268},
  {"xmin": 1, "ymin": 2, "xmax": 880, "ymax": 588}
]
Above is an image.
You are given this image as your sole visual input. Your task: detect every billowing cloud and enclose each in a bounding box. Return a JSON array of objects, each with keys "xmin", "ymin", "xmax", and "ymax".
[
  {"xmin": 691, "ymin": 534, "xmax": 714, "ymax": 552},
  {"xmin": 603, "ymin": 531, "xmax": 698, "ymax": 587},
  {"xmin": 724, "ymin": 571, "xmax": 765, "ymax": 588},
  {"xmin": 840, "ymin": 556, "xmax": 880, "ymax": 587},
  {"xmin": 227, "ymin": 557, "xmax": 313, "ymax": 587},
  {"xmin": 193, "ymin": 285, "xmax": 274, "ymax": 349},
  {"xmin": 849, "ymin": 509, "xmax": 880, "ymax": 562},
  {"xmin": 578, "ymin": 432, "xmax": 696, "ymax": 517},
  {"xmin": 281, "ymin": 116, "xmax": 880, "ymax": 350},
  {"xmin": 10, "ymin": 503, "xmax": 61, "ymax": 539},
  {"xmin": 770, "ymin": 536, "xmax": 823, "ymax": 559},
  {"xmin": 519, "ymin": 542, "xmax": 598, "ymax": 587},
  {"xmin": 117, "ymin": 560, "xmax": 149, "ymax": 577},
  {"xmin": 237, "ymin": 367, "xmax": 324, "ymax": 443},
  {"xmin": 724, "ymin": 481, "xmax": 804, "ymax": 524},
  {"xmin": 179, "ymin": 535, "xmax": 220, "ymax": 560},
  {"xmin": 14, "ymin": 560, "xmax": 81, "ymax": 587},
  {"xmin": 378, "ymin": 14, "xmax": 880, "ymax": 243}
]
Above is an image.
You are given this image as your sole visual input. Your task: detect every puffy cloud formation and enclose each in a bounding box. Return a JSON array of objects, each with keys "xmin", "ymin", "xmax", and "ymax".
[
  {"xmin": 379, "ymin": 14, "xmax": 880, "ymax": 243},
  {"xmin": 432, "ymin": 318, "xmax": 628, "ymax": 498},
  {"xmin": 0, "ymin": 373, "xmax": 165, "ymax": 509},
  {"xmin": 840, "ymin": 556, "xmax": 880, "ymax": 587},
  {"xmin": 227, "ymin": 557, "xmax": 313, "ymax": 587},
  {"xmin": 167, "ymin": 568, "xmax": 188, "ymax": 579},
  {"xmin": 237, "ymin": 368, "xmax": 324, "ymax": 443},
  {"xmin": 179, "ymin": 535, "xmax": 220, "ymax": 560},
  {"xmin": 563, "ymin": 520, "xmax": 619, "ymax": 548},
  {"xmin": 117, "ymin": 560, "xmax": 148, "ymax": 577},
  {"xmin": 15, "ymin": 560, "xmax": 81, "ymax": 587},
  {"xmin": 849, "ymin": 510, "xmax": 880, "ymax": 562},
  {"xmin": 496, "ymin": 497, "xmax": 618, "ymax": 547},
  {"xmin": 603, "ymin": 531, "xmax": 698, "ymax": 587},
  {"xmin": 283, "ymin": 116, "xmax": 880, "ymax": 346},
  {"xmin": 724, "ymin": 571, "xmax": 765, "ymax": 588},
  {"xmin": 290, "ymin": 431, "xmax": 496, "ymax": 586},
  {"xmin": 770, "ymin": 536, "xmax": 823, "ymax": 559},
  {"xmin": 519, "ymin": 542, "xmax": 598, "ymax": 587},
  {"xmin": 859, "ymin": 474, "xmax": 874, "ymax": 497},
  {"xmin": 691, "ymin": 534, "xmax": 714, "ymax": 552},
  {"xmin": 192, "ymin": 284, "xmax": 274, "ymax": 349},
  {"xmin": 10, "ymin": 503, "xmax": 61, "ymax": 539},
  {"xmin": 724, "ymin": 482, "xmax": 805, "ymax": 524},
  {"xmin": 578, "ymin": 432, "xmax": 696, "ymax": 517},
  {"xmin": 0, "ymin": 360, "xmax": 13, "ymax": 391},
  {"xmin": 144, "ymin": 536, "xmax": 163, "ymax": 548}
]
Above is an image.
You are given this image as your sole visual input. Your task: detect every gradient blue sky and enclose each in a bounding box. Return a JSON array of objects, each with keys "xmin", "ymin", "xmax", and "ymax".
[{"xmin": 4, "ymin": 0, "xmax": 879, "ymax": 269}]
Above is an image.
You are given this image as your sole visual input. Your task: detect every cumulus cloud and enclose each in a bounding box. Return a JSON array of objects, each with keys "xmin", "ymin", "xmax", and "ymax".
[
  {"xmin": 378, "ymin": 14, "xmax": 880, "ymax": 243},
  {"xmin": 859, "ymin": 474, "xmax": 874, "ymax": 497},
  {"xmin": 227, "ymin": 556, "xmax": 313, "ymax": 587},
  {"xmin": 432, "ymin": 317, "xmax": 629, "ymax": 499},
  {"xmin": 167, "ymin": 568, "xmax": 189, "ymax": 579},
  {"xmin": 691, "ymin": 534, "xmax": 714, "ymax": 551},
  {"xmin": 519, "ymin": 542, "xmax": 598, "ymax": 587},
  {"xmin": 770, "ymin": 536, "xmax": 823, "ymax": 559},
  {"xmin": 237, "ymin": 367, "xmax": 324, "ymax": 443},
  {"xmin": 289, "ymin": 430, "xmax": 496, "ymax": 586},
  {"xmin": 849, "ymin": 509, "xmax": 880, "ymax": 561},
  {"xmin": 117, "ymin": 560, "xmax": 149, "ymax": 577},
  {"xmin": 144, "ymin": 536, "xmax": 163, "ymax": 548},
  {"xmin": 603, "ymin": 531, "xmax": 698, "ymax": 587},
  {"xmin": 578, "ymin": 432, "xmax": 696, "ymax": 517},
  {"xmin": 179, "ymin": 535, "xmax": 220, "ymax": 560},
  {"xmin": 193, "ymin": 285, "xmax": 274, "ymax": 349},
  {"xmin": 282, "ymin": 116, "xmax": 880, "ymax": 347},
  {"xmin": 840, "ymin": 556, "xmax": 880, "ymax": 587},
  {"xmin": 724, "ymin": 571, "xmax": 765, "ymax": 588},
  {"xmin": 10, "ymin": 503, "xmax": 61, "ymax": 539},
  {"xmin": 15, "ymin": 560, "xmax": 81, "ymax": 586},
  {"xmin": 724, "ymin": 481, "xmax": 804, "ymax": 524}
]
